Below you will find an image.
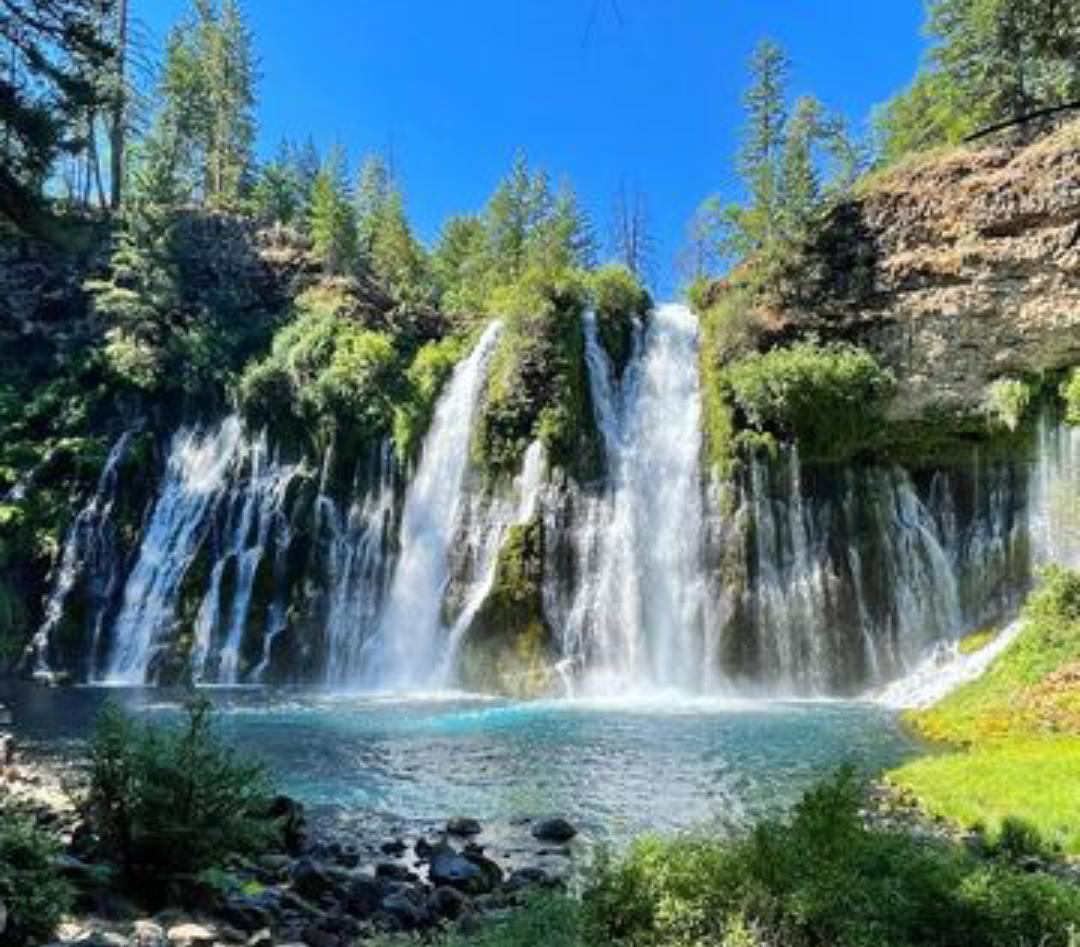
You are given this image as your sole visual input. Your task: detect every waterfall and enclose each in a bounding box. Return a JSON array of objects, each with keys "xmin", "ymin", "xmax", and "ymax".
[
  {"xmin": 102, "ymin": 417, "xmax": 243, "ymax": 684},
  {"xmin": 320, "ymin": 444, "xmax": 398, "ymax": 684},
  {"xmin": 553, "ymin": 304, "xmax": 707, "ymax": 694},
  {"xmin": 441, "ymin": 439, "xmax": 546, "ymax": 679},
  {"xmin": 29, "ymin": 430, "xmax": 133, "ymax": 676},
  {"xmin": 362, "ymin": 322, "xmax": 503, "ymax": 688},
  {"xmin": 191, "ymin": 433, "xmax": 297, "ymax": 684},
  {"xmin": 1030, "ymin": 414, "xmax": 1080, "ymax": 569}
]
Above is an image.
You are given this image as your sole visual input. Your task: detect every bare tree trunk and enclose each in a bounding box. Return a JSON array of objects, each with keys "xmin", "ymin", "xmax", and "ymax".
[{"xmin": 109, "ymin": 0, "xmax": 127, "ymax": 211}]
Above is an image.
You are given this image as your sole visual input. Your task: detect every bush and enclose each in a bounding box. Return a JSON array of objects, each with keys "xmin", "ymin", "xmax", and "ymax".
[
  {"xmin": 985, "ymin": 378, "xmax": 1035, "ymax": 432},
  {"xmin": 0, "ymin": 801, "xmax": 72, "ymax": 946},
  {"xmin": 392, "ymin": 334, "xmax": 468, "ymax": 463},
  {"xmin": 580, "ymin": 768, "xmax": 1080, "ymax": 947},
  {"xmin": 1062, "ymin": 369, "xmax": 1080, "ymax": 426},
  {"xmin": 588, "ymin": 264, "xmax": 650, "ymax": 376},
  {"xmin": 86, "ymin": 697, "xmax": 279, "ymax": 885},
  {"xmin": 720, "ymin": 342, "xmax": 895, "ymax": 463}
]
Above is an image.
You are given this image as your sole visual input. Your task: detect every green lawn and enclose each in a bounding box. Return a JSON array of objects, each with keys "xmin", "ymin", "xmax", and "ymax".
[{"xmin": 888, "ymin": 567, "xmax": 1080, "ymax": 854}]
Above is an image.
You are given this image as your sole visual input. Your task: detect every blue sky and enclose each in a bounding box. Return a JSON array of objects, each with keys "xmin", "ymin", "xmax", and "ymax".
[{"xmin": 136, "ymin": 1, "xmax": 928, "ymax": 295}]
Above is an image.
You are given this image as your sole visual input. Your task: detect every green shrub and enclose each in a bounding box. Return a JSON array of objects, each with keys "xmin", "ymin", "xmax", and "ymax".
[
  {"xmin": 720, "ymin": 342, "xmax": 895, "ymax": 463},
  {"xmin": 86, "ymin": 697, "xmax": 279, "ymax": 885},
  {"xmin": 580, "ymin": 768, "xmax": 1080, "ymax": 947},
  {"xmin": 0, "ymin": 801, "xmax": 72, "ymax": 946},
  {"xmin": 589, "ymin": 264, "xmax": 650, "ymax": 376},
  {"xmin": 392, "ymin": 334, "xmax": 468, "ymax": 463},
  {"xmin": 1062, "ymin": 369, "xmax": 1080, "ymax": 426},
  {"xmin": 985, "ymin": 378, "xmax": 1035, "ymax": 432}
]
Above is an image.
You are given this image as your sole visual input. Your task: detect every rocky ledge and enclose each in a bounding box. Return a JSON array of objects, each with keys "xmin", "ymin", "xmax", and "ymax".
[{"xmin": 776, "ymin": 120, "xmax": 1080, "ymax": 421}]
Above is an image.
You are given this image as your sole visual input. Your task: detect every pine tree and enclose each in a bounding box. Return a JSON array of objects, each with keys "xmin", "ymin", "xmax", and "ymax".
[
  {"xmin": 485, "ymin": 152, "xmax": 535, "ymax": 281},
  {"xmin": 778, "ymin": 95, "xmax": 824, "ymax": 244},
  {"xmin": 354, "ymin": 153, "xmax": 393, "ymax": 261},
  {"xmin": 308, "ymin": 144, "xmax": 357, "ymax": 275},
  {"xmin": 370, "ymin": 191, "xmax": 431, "ymax": 305},
  {"xmin": 738, "ymin": 39, "xmax": 790, "ymax": 250},
  {"xmin": 433, "ymin": 215, "xmax": 488, "ymax": 313}
]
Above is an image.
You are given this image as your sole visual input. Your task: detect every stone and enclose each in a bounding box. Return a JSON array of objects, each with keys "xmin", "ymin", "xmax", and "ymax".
[
  {"xmin": 245, "ymin": 931, "xmax": 273, "ymax": 947},
  {"xmin": 130, "ymin": 920, "xmax": 168, "ymax": 947},
  {"xmin": 463, "ymin": 851, "xmax": 504, "ymax": 889},
  {"xmin": 531, "ymin": 818, "xmax": 578, "ymax": 843},
  {"xmin": 267, "ymin": 795, "xmax": 308, "ymax": 856},
  {"xmin": 414, "ymin": 837, "xmax": 433, "ymax": 860},
  {"xmin": 343, "ymin": 874, "xmax": 382, "ymax": 919},
  {"xmin": 378, "ymin": 892, "xmax": 427, "ymax": 932},
  {"xmin": 446, "ymin": 816, "xmax": 482, "ymax": 838},
  {"xmin": 220, "ymin": 892, "xmax": 279, "ymax": 933},
  {"xmin": 503, "ymin": 866, "xmax": 551, "ymax": 892},
  {"xmin": 379, "ymin": 838, "xmax": 406, "ymax": 857},
  {"xmin": 290, "ymin": 858, "xmax": 336, "ymax": 901},
  {"xmin": 166, "ymin": 923, "xmax": 217, "ymax": 947},
  {"xmin": 375, "ymin": 863, "xmax": 418, "ymax": 884},
  {"xmin": 428, "ymin": 885, "xmax": 470, "ymax": 921},
  {"xmin": 428, "ymin": 845, "xmax": 494, "ymax": 896}
]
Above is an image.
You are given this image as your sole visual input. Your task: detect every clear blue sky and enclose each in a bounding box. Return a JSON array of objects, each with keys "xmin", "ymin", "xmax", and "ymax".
[{"xmin": 135, "ymin": 0, "xmax": 928, "ymax": 296}]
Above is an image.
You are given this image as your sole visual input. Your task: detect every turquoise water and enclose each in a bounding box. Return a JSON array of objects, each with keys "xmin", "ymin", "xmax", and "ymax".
[{"xmin": 0, "ymin": 685, "xmax": 915, "ymax": 843}]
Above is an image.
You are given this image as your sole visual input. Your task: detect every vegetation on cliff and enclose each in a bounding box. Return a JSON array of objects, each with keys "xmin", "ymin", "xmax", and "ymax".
[{"xmin": 891, "ymin": 567, "xmax": 1080, "ymax": 854}]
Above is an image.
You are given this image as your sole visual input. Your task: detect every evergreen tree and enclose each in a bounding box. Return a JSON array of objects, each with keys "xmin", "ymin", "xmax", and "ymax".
[
  {"xmin": 485, "ymin": 152, "xmax": 535, "ymax": 281},
  {"xmin": 532, "ymin": 180, "xmax": 596, "ymax": 272},
  {"xmin": 370, "ymin": 191, "xmax": 432, "ymax": 305},
  {"xmin": 88, "ymin": 125, "xmax": 183, "ymax": 390},
  {"xmin": 609, "ymin": 181, "xmax": 654, "ymax": 283},
  {"xmin": 778, "ymin": 95, "xmax": 824, "ymax": 244},
  {"xmin": 354, "ymin": 153, "xmax": 393, "ymax": 261},
  {"xmin": 432, "ymin": 215, "xmax": 488, "ymax": 313},
  {"xmin": 0, "ymin": 0, "xmax": 117, "ymax": 233},
  {"xmin": 308, "ymin": 144, "xmax": 357, "ymax": 275}
]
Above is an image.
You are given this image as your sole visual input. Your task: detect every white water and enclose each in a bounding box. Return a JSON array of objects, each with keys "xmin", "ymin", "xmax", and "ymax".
[
  {"xmin": 554, "ymin": 304, "xmax": 708, "ymax": 694},
  {"xmin": 441, "ymin": 439, "xmax": 546, "ymax": 678},
  {"xmin": 320, "ymin": 444, "xmax": 398, "ymax": 683},
  {"xmin": 192, "ymin": 433, "xmax": 297, "ymax": 684},
  {"xmin": 30, "ymin": 431, "xmax": 133, "ymax": 675},
  {"xmin": 102, "ymin": 418, "xmax": 243, "ymax": 684},
  {"xmin": 363, "ymin": 322, "xmax": 503, "ymax": 688}
]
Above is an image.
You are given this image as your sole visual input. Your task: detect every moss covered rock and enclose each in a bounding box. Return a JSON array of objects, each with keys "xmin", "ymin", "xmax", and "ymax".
[{"xmin": 457, "ymin": 520, "xmax": 557, "ymax": 697}]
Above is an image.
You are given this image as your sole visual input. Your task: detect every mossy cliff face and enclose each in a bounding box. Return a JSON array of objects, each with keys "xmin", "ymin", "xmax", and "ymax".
[{"xmin": 457, "ymin": 520, "xmax": 557, "ymax": 697}]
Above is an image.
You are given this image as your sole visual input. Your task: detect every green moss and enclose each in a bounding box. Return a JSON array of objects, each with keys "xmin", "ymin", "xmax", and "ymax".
[
  {"xmin": 392, "ymin": 333, "xmax": 470, "ymax": 463},
  {"xmin": 458, "ymin": 520, "xmax": 556, "ymax": 697},
  {"xmin": 589, "ymin": 264, "xmax": 651, "ymax": 378},
  {"xmin": 475, "ymin": 267, "xmax": 602, "ymax": 481},
  {"xmin": 985, "ymin": 378, "xmax": 1038, "ymax": 433},
  {"xmin": 1061, "ymin": 368, "xmax": 1080, "ymax": 426}
]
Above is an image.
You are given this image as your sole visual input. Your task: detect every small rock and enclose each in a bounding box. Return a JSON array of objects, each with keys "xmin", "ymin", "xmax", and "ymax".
[
  {"xmin": 504, "ymin": 866, "xmax": 551, "ymax": 892},
  {"xmin": 379, "ymin": 838, "xmax": 406, "ymax": 857},
  {"xmin": 375, "ymin": 863, "xmax": 418, "ymax": 884},
  {"xmin": 343, "ymin": 874, "xmax": 381, "ymax": 918},
  {"xmin": 429, "ymin": 845, "xmax": 493, "ymax": 896},
  {"xmin": 414, "ymin": 837, "xmax": 433, "ymax": 860},
  {"xmin": 428, "ymin": 885, "xmax": 470, "ymax": 921},
  {"xmin": 166, "ymin": 923, "xmax": 216, "ymax": 947},
  {"xmin": 290, "ymin": 858, "xmax": 336, "ymax": 901},
  {"xmin": 446, "ymin": 817, "xmax": 482, "ymax": 838},
  {"xmin": 531, "ymin": 818, "xmax": 577, "ymax": 843},
  {"xmin": 378, "ymin": 892, "xmax": 427, "ymax": 931},
  {"xmin": 267, "ymin": 795, "xmax": 308, "ymax": 856},
  {"xmin": 130, "ymin": 920, "xmax": 168, "ymax": 947},
  {"xmin": 245, "ymin": 931, "xmax": 273, "ymax": 947}
]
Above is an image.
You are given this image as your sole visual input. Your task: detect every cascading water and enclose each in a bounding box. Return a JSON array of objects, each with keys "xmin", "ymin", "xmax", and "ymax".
[
  {"xmin": 362, "ymin": 322, "xmax": 503, "ymax": 688},
  {"xmin": 320, "ymin": 443, "xmax": 398, "ymax": 684},
  {"xmin": 191, "ymin": 433, "xmax": 297, "ymax": 684},
  {"xmin": 102, "ymin": 417, "xmax": 242, "ymax": 684},
  {"xmin": 551, "ymin": 304, "xmax": 708, "ymax": 694},
  {"xmin": 29, "ymin": 430, "xmax": 134, "ymax": 677}
]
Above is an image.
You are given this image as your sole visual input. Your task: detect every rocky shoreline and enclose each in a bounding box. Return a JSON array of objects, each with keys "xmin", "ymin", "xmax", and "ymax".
[{"xmin": 0, "ymin": 708, "xmax": 580, "ymax": 947}]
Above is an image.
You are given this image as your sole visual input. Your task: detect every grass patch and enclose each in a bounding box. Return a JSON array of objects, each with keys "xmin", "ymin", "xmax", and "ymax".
[
  {"xmin": 957, "ymin": 626, "xmax": 999, "ymax": 656},
  {"xmin": 892, "ymin": 739, "xmax": 1080, "ymax": 855},
  {"xmin": 890, "ymin": 567, "xmax": 1080, "ymax": 854}
]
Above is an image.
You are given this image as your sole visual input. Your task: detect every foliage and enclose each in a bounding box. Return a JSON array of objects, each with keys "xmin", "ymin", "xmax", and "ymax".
[
  {"xmin": 580, "ymin": 767, "xmax": 1080, "ymax": 947},
  {"xmin": 158, "ymin": 0, "xmax": 257, "ymax": 208},
  {"xmin": 239, "ymin": 289, "xmax": 403, "ymax": 454},
  {"xmin": 589, "ymin": 264, "xmax": 651, "ymax": 376},
  {"xmin": 894, "ymin": 567, "xmax": 1080, "ymax": 854},
  {"xmin": 0, "ymin": 800, "xmax": 73, "ymax": 947},
  {"xmin": 86, "ymin": 697, "xmax": 279, "ymax": 883},
  {"xmin": 1062, "ymin": 368, "xmax": 1080, "ymax": 426},
  {"xmin": 309, "ymin": 145, "xmax": 358, "ymax": 275},
  {"xmin": 392, "ymin": 334, "xmax": 469, "ymax": 463},
  {"xmin": 720, "ymin": 342, "xmax": 895, "ymax": 463},
  {"xmin": 475, "ymin": 267, "xmax": 600, "ymax": 480},
  {"xmin": 875, "ymin": 0, "xmax": 1080, "ymax": 165},
  {"xmin": 985, "ymin": 378, "xmax": 1036, "ymax": 432},
  {"xmin": 0, "ymin": 0, "xmax": 118, "ymax": 235}
]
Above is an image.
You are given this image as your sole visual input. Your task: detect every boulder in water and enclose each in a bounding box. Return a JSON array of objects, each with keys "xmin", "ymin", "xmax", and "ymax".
[
  {"xmin": 531, "ymin": 817, "xmax": 577, "ymax": 843},
  {"xmin": 428, "ymin": 844, "xmax": 494, "ymax": 895},
  {"xmin": 446, "ymin": 816, "xmax": 482, "ymax": 837}
]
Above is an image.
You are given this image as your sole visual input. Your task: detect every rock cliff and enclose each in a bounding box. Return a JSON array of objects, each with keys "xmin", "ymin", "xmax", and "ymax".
[{"xmin": 780, "ymin": 121, "xmax": 1080, "ymax": 421}]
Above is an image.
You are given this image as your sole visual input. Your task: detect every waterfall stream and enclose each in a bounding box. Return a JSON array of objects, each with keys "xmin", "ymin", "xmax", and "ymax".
[
  {"xmin": 102, "ymin": 418, "xmax": 243, "ymax": 684},
  {"xmin": 361, "ymin": 322, "xmax": 504, "ymax": 688},
  {"xmin": 29, "ymin": 431, "xmax": 133, "ymax": 677}
]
